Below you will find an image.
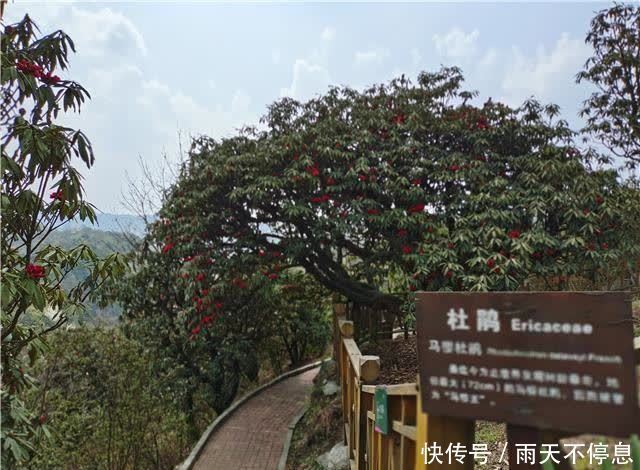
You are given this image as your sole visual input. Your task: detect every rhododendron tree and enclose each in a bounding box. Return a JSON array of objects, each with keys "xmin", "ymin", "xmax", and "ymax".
[
  {"xmin": 1, "ymin": 16, "xmax": 128, "ymax": 465},
  {"xmin": 147, "ymin": 68, "xmax": 636, "ymax": 315}
]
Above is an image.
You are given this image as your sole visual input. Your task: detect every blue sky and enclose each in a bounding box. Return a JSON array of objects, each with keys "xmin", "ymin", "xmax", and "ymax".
[{"xmin": 6, "ymin": 1, "xmax": 610, "ymax": 213}]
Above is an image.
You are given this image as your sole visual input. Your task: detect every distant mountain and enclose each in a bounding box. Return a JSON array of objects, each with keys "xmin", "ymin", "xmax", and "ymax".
[{"xmin": 59, "ymin": 213, "xmax": 155, "ymax": 237}]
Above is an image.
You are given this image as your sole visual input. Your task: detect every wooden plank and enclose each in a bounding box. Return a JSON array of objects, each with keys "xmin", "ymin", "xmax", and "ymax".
[
  {"xmin": 392, "ymin": 420, "xmax": 417, "ymax": 440},
  {"xmin": 343, "ymin": 337, "xmax": 362, "ymax": 378},
  {"xmin": 367, "ymin": 410, "xmax": 375, "ymax": 421},
  {"xmin": 634, "ymin": 336, "xmax": 640, "ymax": 363},
  {"xmin": 362, "ymin": 385, "xmax": 376, "ymax": 394},
  {"xmin": 383, "ymin": 383, "xmax": 418, "ymax": 396}
]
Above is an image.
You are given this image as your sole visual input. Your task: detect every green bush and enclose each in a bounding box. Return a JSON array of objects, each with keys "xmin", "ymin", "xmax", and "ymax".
[{"xmin": 23, "ymin": 328, "xmax": 194, "ymax": 469}]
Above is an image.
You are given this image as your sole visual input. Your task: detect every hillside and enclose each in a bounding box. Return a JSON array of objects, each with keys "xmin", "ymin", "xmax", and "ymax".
[{"xmin": 41, "ymin": 227, "xmax": 141, "ymax": 325}]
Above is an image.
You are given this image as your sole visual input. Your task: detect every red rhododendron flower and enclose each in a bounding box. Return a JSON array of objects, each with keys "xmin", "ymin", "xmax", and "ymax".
[
  {"xmin": 367, "ymin": 208, "xmax": 380, "ymax": 215},
  {"xmin": 486, "ymin": 259, "xmax": 495, "ymax": 268},
  {"xmin": 311, "ymin": 194, "xmax": 331, "ymax": 204},
  {"xmin": 268, "ymin": 273, "xmax": 278, "ymax": 280},
  {"xmin": 445, "ymin": 270, "xmax": 453, "ymax": 278},
  {"xmin": 272, "ymin": 251, "xmax": 282, "ymax": 258},
  {"xmin": 162, "ymin": 242, "xmax": 175, "ymax": 254},
  {"xmin": 195, "ymin": 273, "xmax": 205, "ymax": 282},
  {"xmin": 306, "ymin": 164, "xmax": 320, "ymax": 177},
  {"xmin": 358, "ymin": 174, "xmax": 367, "ymax": 182},
  {"xmin": 214, "ymin": 302, "xmax": 223, "ymax": 309},
  {"xmin": 449, "ymin": 164, "xmax": 460, "ymax": 172},
  {"xmin": 601, "ymin": 242, "xmax": 609, "ymax": 250},
  {"xmin": 25, "ymin": 264, "xmax": 45, "ymax": 279},
  {"xmin": 397, "ymin": 229, "xmax": 408, "ymax": 237},
  {"xmin": 325, "ymin": 177, "xmax": 336, "ymax": 186},
  {"xmin": 447, "ymin": 242, "xmax": 454, "ymax": 249},
  {"xmin": 401, "ymin": 245, "xmax": 412, "ymax": 254},
  {"xmin": 49, "ymin": 190, "xmax": 64, "ymax": 201},
  {"xmin": 16, "ymin": 59, "xmax": 43, "ymax": 78},
  {"xmin": 407, "ymin": 203, "xmax": 424, "ymax": 214},
  {"xmin": 41, "ymin": 72, "xmax": 61, "ymax": 85},
  {"xmin": 191, "ymin": 325, "xmax": 201, "ymax": 335},
  {"xmin": 411, "ymin": 178, "xmax": 421, "ymax": 186},
  {"xmin": 231, "ymin": 277, "xmax": 247, "ymax": 289},
  {"xmin": 508, "ymin": 230, "xmax": 521, "ymax": 239},
  {"xmin": 393, "ymin": 113, "xmax": 406, "ymax": 125},
  {"xmin": 476, "ymin": 117, "xmax": 489, "ymax": 130}
]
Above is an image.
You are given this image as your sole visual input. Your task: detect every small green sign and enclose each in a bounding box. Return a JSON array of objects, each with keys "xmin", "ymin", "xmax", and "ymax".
[{"xmin": 374, "ymin": 386, "xmax": 389, "ymax": 435}]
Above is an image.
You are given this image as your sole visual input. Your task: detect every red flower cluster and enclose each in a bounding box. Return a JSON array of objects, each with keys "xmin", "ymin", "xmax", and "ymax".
[
  {"xmin": 397, "ymin": 229, "xmax": 408, "ymax": 237},
  {"xmin": 486, "ymin": 259, "xmax": 495, "ymax": 268},
  {"xmin": 601, "ymin": 242, "xmax": 609, "ymax": 250},
  {"xmin": 16, "ymin": 59, "xmax": 43, "ymax": 77},
  {"xmin": 49, "ymin": 190, "xmax": 64, "ymax": 201},
  {"xmin": 366, "ymin": 208, "xmax": 380, "ymax": 215},
  {"xmin": 475, "ymin": 117, "xmax": 489, "ymax": 130},
  {"xmin": 311, "ymin": 194, "xmax": 331, "ymax": 204},
  {"xmin": 41, "ymin": 72, "xmax": 61, "ymax": 85},
  {"xmin": 392, "ymin": 113, "xmax": 406, "ymax": 125},
  {"xmin": 26, "ymin": 263, "xmax": 46, "ymax": 279},
  {"xmin": 306, "ymin": 164, "xmax": 320, "ymax": 177},
  {"xmin": 508, "ymin": 229, "xmax": 521, "ymax": 239},
  {"xmin": 16, "ymin": 59, "xmax": 60, "ymax": 84},
  {"xmin": 195, "ymin": 273, "xmax": 206, "ymax": 282},
  {"xmin": 162, "ymin": 242, "xmax": 175, "ymax": 254},
  {"xmin": 407, "ymin": 203, "xmax": 424, "ymax": 214},
  {"xmin": 411, "ymin": 178, "xmax": 422, "ymax": 186},
  {"xmin": 449, "ymin": 164, "xmax": 460, "ymax": 172},
  {"xmin": 358, "ymin": 174, "xmax": 368, "ymax": 182},
  {"xmin": 401, "ymin": 245, "xmax": 412, "ymax": 254},
  {"xmin": 231, "ymin": 277, "xmax": 247, "ymax": 289},
  {"xmin": 325, "ymin": 177, "xmax": 336, "ymax": 186}
]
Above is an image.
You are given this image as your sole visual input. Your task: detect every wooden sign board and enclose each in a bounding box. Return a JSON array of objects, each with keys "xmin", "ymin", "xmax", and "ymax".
[
  {"xmin": 374, "ymin": 386, "xmax": 389, "ymax": 434},
  {"xmin": 416, "ymin": 292, "xmax": 639, "ymax": 437}
]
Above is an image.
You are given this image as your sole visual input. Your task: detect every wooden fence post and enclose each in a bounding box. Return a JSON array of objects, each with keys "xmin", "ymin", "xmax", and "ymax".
[{"xmin": 415, "ymin": 377, "xmax": 475, "ymax": 469}]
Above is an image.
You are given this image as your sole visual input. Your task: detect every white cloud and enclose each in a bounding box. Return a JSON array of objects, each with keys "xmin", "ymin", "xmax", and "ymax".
[
  {"xmin": 280, "ymin": 59, "xmax": 331, "ymax": 101},
  {"xmin": 7, "ymin": 4, "xmax": 147, "ymax": 58},
  {"xmin": 354, "ymin": 48, "xmax": 390, "ymax": 66},
  {"xmin": 433, "ymin": 27, "xmax": 479, "ymax": 59},
  {"xmin": 501, "ymin": 33, "xmax": 589, "ymax": 105},
  {"xmin": 479, "ymin": 48, "xmax": 498, "ymax": 69},
  {"xmin": 321, "ymin": 27, "xmax": 336, "ymax": 42}
]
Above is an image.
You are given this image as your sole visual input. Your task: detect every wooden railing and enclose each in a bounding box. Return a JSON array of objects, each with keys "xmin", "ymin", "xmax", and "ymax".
[{"xmin": 335, "ymin": 303, "xmax": 640, "ymax": 470}]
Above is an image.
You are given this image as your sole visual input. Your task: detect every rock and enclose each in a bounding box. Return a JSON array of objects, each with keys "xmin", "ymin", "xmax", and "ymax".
[
  {"xmin": 322, "ymin": 380, "xmax": 340, "ymax": 396},
  {"xmin": 316, "ymin": 442, "xmax": 349, "ymax": 470}
]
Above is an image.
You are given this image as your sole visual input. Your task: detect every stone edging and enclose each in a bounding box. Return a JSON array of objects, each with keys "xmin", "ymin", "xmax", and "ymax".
[
  {"xmin": 177, "ymin": 359, "xmax": 324, "ymax": 470},
  {"xmin": 276, "ymin": 402, "xmax": 310, "ymax": 470}
]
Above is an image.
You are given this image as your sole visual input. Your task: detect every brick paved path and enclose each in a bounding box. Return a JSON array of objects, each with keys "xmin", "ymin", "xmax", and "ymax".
[{"xmin": 193, "ymin": 367, "xmax": 319, "ymax": 470}]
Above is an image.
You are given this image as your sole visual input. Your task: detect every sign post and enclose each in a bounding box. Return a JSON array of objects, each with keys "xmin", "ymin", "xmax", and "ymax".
[
  {"xmin": 374, "ymin": 386, "xmax": 389, "ymax": 435},
  {"xmin": 416, "ymin": 292, "xmax": 639, "ymax": 467}
]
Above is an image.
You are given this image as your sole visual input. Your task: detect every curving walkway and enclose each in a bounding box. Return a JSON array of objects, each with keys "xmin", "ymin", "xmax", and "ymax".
[{"xmin": 193, "ymin": 367, "xmax": 319, "ymax": 470}]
